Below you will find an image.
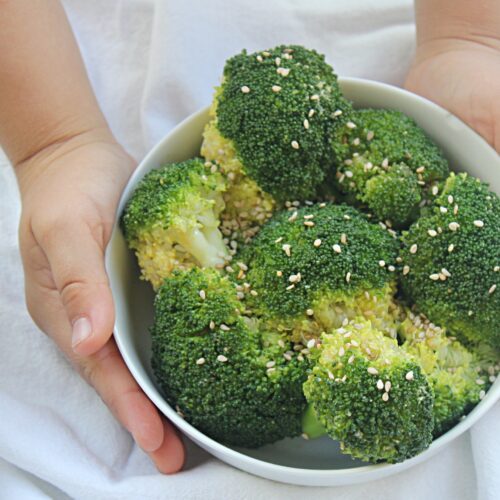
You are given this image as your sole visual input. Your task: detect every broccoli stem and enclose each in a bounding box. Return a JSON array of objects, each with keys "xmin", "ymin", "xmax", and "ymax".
[
  {"xmin": 301, "ymin": 404, "xmax": 327, "ymax": 439},
  {"xmin": 174, "ymin": 227, "xmax": 228, "ymax": 268}
]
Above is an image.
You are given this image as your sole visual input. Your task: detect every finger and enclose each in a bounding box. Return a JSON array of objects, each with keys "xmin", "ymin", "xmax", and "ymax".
[
  {"xmin": 34, "ymin": 216, "xmax": 115, "ymax": 356},
  {"xmin": 148, "ymin": 420, "xmax": 186, "ymax": 474}
]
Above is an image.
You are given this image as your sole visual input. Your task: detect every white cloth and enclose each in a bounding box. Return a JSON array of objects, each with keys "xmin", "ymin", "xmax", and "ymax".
[{"xmin": 0, "ymin": 0, "xmax": 499, "ymax": 498}]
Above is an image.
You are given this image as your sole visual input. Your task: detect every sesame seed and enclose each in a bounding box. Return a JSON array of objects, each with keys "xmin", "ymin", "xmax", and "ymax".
[
  {"xmin": 441, "ymin": 268, "xmax": 451, "ymax": 278},
  {"xmin": 196, "ymin": 357, "xmax": 206, "ymax": 365},
  {"xmin": 256, "ymin": 55, "xmax": 263, "ymax": 62},
  {"xmin": 241, "ymin": 85, "xmax": 250, "ymax": 93},
  {"xmin": 278, "ymin": 339, "xmax": 285, "ymax": 348},
  {"xmin": 275, "ymin": 57, "xmax": 281, "ymax": 66},
  {"xmin": 288, "ymin": 212, "xmax": 298, "ymax": 223},
  {"xmin": 449, "ymin": 222, "xmax": 460, "ymax": 231},
  {"xmin": 199, "ymin": 290, "xmax": 206, "ymax": 300},
  {"xmin": 220, "ymin": 324, "xmax": 230, "ymax": 331},
  {"xmin": 291, "ymin": 140, "xmax": 300, "ymax": 149},
  {"xmin": 346, "ymin": 272, "xmax": 351, "ymax": 283},
  {"xmin": 237, "ymin": 262, "xmax": 248, "ymax": 271},
  {"xmin": 308, "ymin": 109, "xmax": 315, "ymax": 118},
  {"xmin": 333, "ymin": 244, "xmax": 342, "ymax": 254},
  {"xmin": 313, "ymin": 239, "xmax": 322, "ymax": 247},
  {"xmin": 489, "ymin": 284, "xmax": 497, "ymax": 294},
  {"xmin": 319, "ymin": 202, "xmax": 327, "ymax": 208},
  {"xmin": 340, "ymin": 233, "xmax": 347, "ymax": 244},
  {"xmin": 303, "ymin": 119, "xmax": 310, "ymax": 130},
  {"xmin": 209, "ymin": 321, "xmax": 216, "ymax": 330},
  {"xmin": 453, "ymin": 204, "xmax": 459, "ymax": 215},
  {"xmin": 382, "ymin": 158, "xmax": 389, "ymax": 168},
  {"xmin": 385, "ymin": 381, "xmax": 392, "ymax": 392},
  {"xmin": 288, "ymin": 274, "xmax": 299, "ymax": 283},
  {"xmin": 217, "ymin": 355, "xmax": 228, "ymax": 362},
  {"xmin": 448, "ymin": 244, "xmax": 455, "ymax": 253},
  {"xmin": 448, "ymin": 195, "xmax": 454, "ymax": 204},
  {"xmin": 250, "ymin": 290, "xmax": 258, "ymax": 297},
  {"xmin": 345, "ymin": 170, "xmax": 353, "ymax": 178},
  {"xmin": 304, "ymin": 220, "xmax": 315, "ymax": 227},
  {"xmin": 377, "ymin": 379, "xmax": 384, "ymax": 390},
  {"xmin": 439, "ymin": 206, "xmax": 448, "ymax": 214},
  {"xmin": 303, "ymin": 214, "xmax": 314, "ymax": 219},
  {"xmin": 282, "ymin": 244, "xmax": 291, "ymax": 256},
  {"xmin": 388, "ymin": 265, "xmax": 395, "ymax": 272},
  {"xmin": 266, "ymin": 360, "xmax": 276, "ymax": 368},
  {"xmin": 416, "ymin": 166, "xmax": 425, "ymax": 174},
  {"xmin": 283, "ymin": 353, "xmax": 292, "ymax": 361},
  {"xmin": 432, "ymin": 185, "xmax": 439, "ymax": 196},
  {"xmin": 277, "ymin": 67, "xmax": 290, "ymax": 76},
  {"xmin": 350, "ymin": 340, "xmax": 359, "ymax": 348},
  {"xmin": 276, "ymin": 270, "xmax": 283, "ymax": 277},
  {"xmin": 428, "ymin": 229, "xmax": 438, "ymax": 237},
  {"xmin": 429, "ymin": 273, "xmax": 440, "ymax": 281},
  {"xmin": 367, "ymin": 367, "xmax": 379, "ymax": 375},
  {"xmin": 342, "ymin": 318, "xmax": 349, "ymax": 326},
  {"xmin": 346, "ymin": 121, "xmax": 356, "ymax": 129},
  {"xmin": 272, "ymin": 85, "xmax": 282, "ymax": 92},
  {"xmin": 352, "ymin": 138, "xmax": 360, "ymax": 146},
  {"xmin": 267, "ymin": 367, "xmax": 276, "ymax": 375},
  {"xmin": 476, "ymin": 378, "xmax": 485, "ymax": 385},
  {"xmin": 344, "ymin": 215, "xmax": 351, "ymax": 220},
  {"xmin": 382, "ymin": 392, "xmax": 389, "ymax": 402},
  {"xmin": 495, "ymin": 266, "xmax": 500, "ymax": 272},
  {"xmin": 303, "ymin": 308, "xmax": 314, "ymax": 317},
  {"xmin": 378, "ymin": 260, "xmax": 386, "ymax": 267},
  {"xmin": 310, "ymin": 94, "xmax": 320, "ymax": 101},
  {"xmin": 366, "ymin": 130, "xmax": 374, "ymax": 141},
  {"xmin": 405, "ymin": 371, "xmax": 414, "ymax": 381},
  {"xmin": 307, "ymin": 339, "xmax": 316, "ymax": 349},
  {"xmin": 474, "ymin": 220, "xmax": 484, "ymax": 228},
  {"xmin": 410, "ymin": 244, "xmax": 418, "ymax": 254},
  {"xmin": 333, "ymin": 109, "xmax": 343, "ymax": 117},
  {"xmin": 286, "ymin": 284, "xmax": 295, "ymax": 291}
]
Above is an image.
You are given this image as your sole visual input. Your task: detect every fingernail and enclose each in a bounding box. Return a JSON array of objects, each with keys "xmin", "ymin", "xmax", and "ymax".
[{"xmin": 72, "ymin": 317, "xmax": 92, "ymax": 349}]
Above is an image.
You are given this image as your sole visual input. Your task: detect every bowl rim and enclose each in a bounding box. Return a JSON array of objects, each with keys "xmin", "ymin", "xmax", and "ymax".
[{"xmin": 108, "ymin": 76, "xmax": 500, "ymax": 484}]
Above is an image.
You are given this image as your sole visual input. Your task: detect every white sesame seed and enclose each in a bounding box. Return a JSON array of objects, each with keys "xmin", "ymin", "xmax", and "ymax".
[
  {"xmin": 272, "ymin": 85, "xmax": 282, "ymax": 93},
  {"xmin": 476, "ymin": 378, "xmax": 485, "ymax": 385},
  {"xmin": 382, "ymin": 392, "xmax": 389, "ymax": 402},
  {"xmin": 344, "ymin": 215, "xmax": 351, "ymax": 220},
  {"xmin": 266, "ymin": 360, "xmax": 276, "ymax": 368},
  {"xmin": 489, "ymin": 284, "xmax": 497, "ymax": 294},
  {"xmin": 217, "ymin": 354, "xmax": 228, "ymax": 362},
  {"xmin": 367, "ymin": 367, "xmax": 379, "ymax": 375},
  {"xmin": 440, "ymin": 206, "xmax": 448, "ymax": 214},
  {"xmin": 241, "ymin": 85, "xmax": 250, "ymax": 93},
  {"xmin": 288, "ymin": 211, "xmax": 298, "ymax": 222},
  {"xmin": 289, "ymin": 274, "xmax": 299, "ymax": 283},
  {"xmin": 448, "ymin": 244, "xmax": 455, "ymax": 253},
  {"xmin": 199, "ymin": 290, "xmax": 206, "ymax": 300},
  {"xmin": 449, "ymin": 222, "xmax": 460, "ymax": 231},
  {"xmin": 348, "ymin": 355, "xmax": 355, "ymax": 364},
  {"xmin": 410, "ymin": 244, "xmax": 418, "ymax": 254},
  {"xmin": 346, "ymin": 121, "xmax": 356, "ymax": 129},
  {"xmin": 378, "ymin": 260, "xmax": 386, "ymax": 267},
  {"xmin": 495, "ymin": 266, "xmax": 500, "ymax": 272},
  {"xmin": 388, "ymin": 265, "xmax": 396, "ymax": 272},
  {"xmin": 277, "ymin": 67, "xmax": 290, "ymax": 76},
  {"xmin": 352, "ymin": 138, "xmax": 361, "ymax": 146},
  {"xmin": 405, "ymin": 371, "xmax": 414, "ymax": 381},
  {"xmin": 286, "ymin": 284, "xmax": 295, "ymax": 291},
  {"xmin": 209, "ymin": 321, "xmax": 216, "ymax": 330},
  {"xmin": 382, "ymin": 158, "xmax": 389, "ymax": 168},
  {"xmin": 350, "ymin": 339, "xmax": 359, "ymax": 347},
  {"xmin": 312, "ymin": 238, "xmax": 322, "ymax": 248},
  {"xmin": 342, "ymin": 318, "xmax": 349, "ymax": 326},
  {"xmin": 429, "ymin": 273, "xmax": 440, "ymax": 281},
  {"xmin": 256, "ymin": 55, "xmax": 263, "ymax": 62},
  {"xmin": 275, "ymin": 57, "xmax": 281, "ymax": 66},
  {"xmin": 377, "ymin": 379, "xmax": 384, "ymax": 390},
  {"xmin": 307, "ymin": 339, "xmax": 316, "ymax": 349},
  {"xmin": 220, "ymin": 324, "xmax": 230, "ymax": 331},
  {"xmin": 453, "ymin": 204, "xmax": 459, "ymax": 215},
  {"xmin": 303, "ymin": 119, "xmax": 310, "ymax": 130},
  {"xmin": 283, "ymin": 353, "xmax": 292, "ymax": 361},
  {"xmin": 428, "ymin": 229, "xmax": 438, "ymax": 237},
  {"xmin": 278, "ymin": 339, "xmax": 285, "ymax": 348},
  {"xmin": 304, "ymin": 220, "xmax": 315, "ymax": 227},
  {"xmin": 345, "ymin": 170, "xmax": 353, "ymax": 178},
  {"xmin": 416, "ymin": 166, "xmax": 425, "ymax": 173},
  {"xmin": 276, "ymin": 270, "xmax": 283, "ymax": 277},
  {"xmin": 346, "ymin": 272, "xmax": 351, "ymax": 283},
  {"xmin": 236, "ymin": 291, "xmax": 244, "ymax": 300},
  {"xmin": 333, "ymin": 244, "xmax": 342, "ymax": 254},
  {"xmin": 196, "ymin": 357, "xmax": 206, "ymax": 365},
  {"xmin": 432, "ymin": 185, "xmax": 439, "ymax": 196},
  {"xmin": 282, "ymin": 244, "xmax": 291, "ymax": 256},
  {"xmin": 474, "ymin": 220, "xmax": 484, "ymax": 228},
  {"xmin": 250, "ymin": 290, "xmax": 258, "ymax": 297},
  {"xmin": 267, "ymin": 367, "xmax": 276, "ymax": 375},
  {"xmin": 385, "ymin": 381, "xmax": 392, "ymax": 392},
  {"xmin": 308, "ymin": 108, "xmax": 315, "ymax": 118},
  {"xmin": 333, "ymin": 109, "xmax": 343, "ymax": 117},
  {"xmin": 403, "ymin": 265, "xmax": 410, "ymax": 275},
  {"xmin": 291, "ymin": 140, "xmax": 300, "ymax": 150},
  {"xmin": 441, "ymin": 268, "xmax": 451, "ymax": 278},
  {"xmin": 327, "ymin": 370, "xmax": 335, "ymax": 380},
  {"xmin": 340, "ymin": 233, "xmax": 348, "ymax": 245},
  {"xmin": 310, "ymin": 94, "xmax": 320, "ymax": 101},
  {"xmin": 366, "ymin": 130, "xmax": 374, "ymax": 141}
]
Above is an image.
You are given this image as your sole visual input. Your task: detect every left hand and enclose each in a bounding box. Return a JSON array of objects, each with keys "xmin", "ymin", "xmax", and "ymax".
[{"xmin": 405, "ymin": 37, "xmax": 500, "ymax": 153}]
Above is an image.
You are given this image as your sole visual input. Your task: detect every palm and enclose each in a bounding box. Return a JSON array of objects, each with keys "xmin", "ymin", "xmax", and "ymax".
[{"xmin": 405, "ymin": 42, "xmax": 500, "ymax": 152}]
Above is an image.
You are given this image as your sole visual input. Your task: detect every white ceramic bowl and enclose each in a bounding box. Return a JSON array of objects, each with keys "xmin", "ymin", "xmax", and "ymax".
[{"xmin": 106, "ymin": 77, "xmax": 500, "ymax": 487}]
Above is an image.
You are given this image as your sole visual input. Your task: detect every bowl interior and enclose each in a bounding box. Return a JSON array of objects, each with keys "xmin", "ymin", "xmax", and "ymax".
[{"xmin": 107, "ymin": 78, "xmax": 500, "ymax": 486}]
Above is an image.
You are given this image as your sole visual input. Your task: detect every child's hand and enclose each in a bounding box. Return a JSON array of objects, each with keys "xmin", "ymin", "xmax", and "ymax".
[
  {"xmin": 406, "ymin": 2, "xmax": 500, "ymax": 153},
  {"xmin": 16, "ymin": 132, "xmax": 185, "ymax": 473}
]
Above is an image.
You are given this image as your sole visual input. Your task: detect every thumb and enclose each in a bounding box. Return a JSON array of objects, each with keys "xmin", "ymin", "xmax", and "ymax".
[{"xmin": 39, "ymin": 218, "xmax": 115, "ymax": 356}]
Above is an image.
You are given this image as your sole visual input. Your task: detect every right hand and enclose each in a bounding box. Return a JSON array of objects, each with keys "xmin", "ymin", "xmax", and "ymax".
[{"xmin": 16, "ymin": 130, "xmax": 185, "ymax": 473}]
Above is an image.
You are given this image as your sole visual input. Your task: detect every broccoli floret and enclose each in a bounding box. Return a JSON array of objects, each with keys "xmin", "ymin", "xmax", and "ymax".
[
  {"xmin": 331, "ymin": 109, "xmax": 449, "ymax": 227},
  {"xmin": 399, "ymin": 309, "xmax": 496, "ymax": 437},
  {"xmin": 303, "ymin": 319, "xmax": 434, "ymax": 463},
  {"xmin": 237, "ymin": 203, "xmax": 401, "ymax": 343},
  {"xmin": 151, "ymin": 267, "xmax": 309, "ymax": 448},
  {"xmin": 121, "ymin": 159, "xmax": 228, "ymax": 289},
  {"xmin": 399, "ymin": 173, "xmax": 500, "ymax": 350},
  {"xmin": 201, "ymin": 45, "xmax": 352, "ymax": 202}
]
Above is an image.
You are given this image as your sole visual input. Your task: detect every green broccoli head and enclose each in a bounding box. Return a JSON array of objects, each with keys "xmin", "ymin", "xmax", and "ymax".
[
  {"xmin": 399, "ymin": 172, "xmax": 500, "ymax": 350},
  {"xmin": 201, "ymin": 45, "xmax": 352, "ymax": 202},
  {"xmin": 121, "ymin": 159, "xmax": 228, "ymax": 289},
  {"xmin": 399, "ymin": 309, "xmax": 496, "ymax": 437},
  {"xmin": 331, "ymin": 109, "xmax": 449, "ymax": 227},
  {"xmin": 151, "ymin": 267, "xmax": 309, "ymax": 448},
  {"xmin": 236, "ymin": 203, "xmax": 401, "ymax": 343},
  {"xmin": 303, "ymin": 319, "xmax": 434, "ymax": 463}
]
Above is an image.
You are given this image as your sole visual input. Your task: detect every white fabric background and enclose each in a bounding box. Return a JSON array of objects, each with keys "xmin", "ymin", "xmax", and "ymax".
[{"xmin": 0, "ymin": 0, "xmax": 499, "ymax": 498}]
